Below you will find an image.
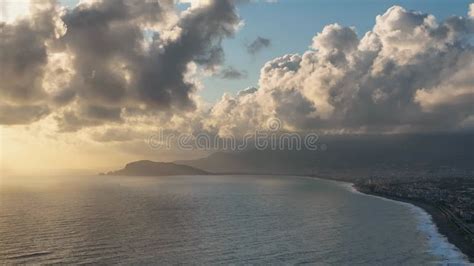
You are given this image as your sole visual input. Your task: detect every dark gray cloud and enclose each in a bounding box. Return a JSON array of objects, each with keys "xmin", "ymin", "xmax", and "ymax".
[
  {"xmin": 0, "ymin": 1, "xmax": 59, "ymax": 124},
  {"xmin": 54, "ymin": 0, "xmax": 174, "ymax": 126},
  {"xmin": 56, "ymin": 0, "xmax": 243, "ymax": 129},
  {"xmin": 246, "ymin": 36, "xmax": 271, "ymax": 55},
  {"xmin": 218, "ymin": 66, "xmax": 247, "ymax": 79},
  {"xmin": 0, "ymin": 104, "xmax": 50, "ymax": 125},
  {"xmin": 0, "ymin": 0, "xmax": 243, "ymax": 130},
  {"xmin": 55, "ymin": 111, "xmax": 104, "ymax": 132},
  {"xmin": 135, "ymin": 0, "xmax": 241, "ymax": 110},
  {"xmin": 91, "ymin": 128, "xmax": 138, "ymax": 142}
]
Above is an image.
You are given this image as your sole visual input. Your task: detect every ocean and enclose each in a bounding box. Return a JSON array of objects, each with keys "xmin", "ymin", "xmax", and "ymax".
[{"xmin": 0, "ymin": 175, "xmax": 469, "ymax": 264}]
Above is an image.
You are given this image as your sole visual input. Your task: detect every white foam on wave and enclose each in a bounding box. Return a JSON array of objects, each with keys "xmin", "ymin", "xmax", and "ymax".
[{"xmin": 339, "ymin": 181, "xmax": 469, "ymax": 265}]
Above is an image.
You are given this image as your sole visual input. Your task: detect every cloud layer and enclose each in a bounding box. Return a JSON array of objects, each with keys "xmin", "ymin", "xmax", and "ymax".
[
  {"xmin": 1, "ymin": 0, "xmax": 242, "ymax": 129},
  {"xmin": 207, "ymin": 5, "xmax": 474, "ymax": 135},
  {"xmin": 1, "ymin": 3, "xmax": 474, "ymax": 142}
]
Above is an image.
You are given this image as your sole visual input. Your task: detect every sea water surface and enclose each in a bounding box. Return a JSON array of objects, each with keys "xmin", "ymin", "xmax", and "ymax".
[{"xmin": 0, "ymin": 175, "xmax": 468, "ymax": 264}]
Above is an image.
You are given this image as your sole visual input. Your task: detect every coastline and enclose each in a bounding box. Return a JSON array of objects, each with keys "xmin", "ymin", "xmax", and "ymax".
[
  {"xmin": 97, "ymin": 172, "xmax": 474, "ymax": 262},
  {"xmin": 349, "ymin": 183, "xmax": 474, "ymax": 263}
]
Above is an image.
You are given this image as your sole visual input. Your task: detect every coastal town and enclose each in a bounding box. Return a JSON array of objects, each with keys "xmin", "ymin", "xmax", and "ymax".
[{"xmin": 355, "ymin": 176, "xmax": 474, "ymax": 257}]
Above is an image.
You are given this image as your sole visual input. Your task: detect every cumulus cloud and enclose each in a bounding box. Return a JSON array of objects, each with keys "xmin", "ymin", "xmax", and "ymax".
[
  {"xmin": 312, "ymin": 24, "xmax": 358, "ymax": 55},
  {"xmin": 246, "ymin": 36, "xmax": 271, "ymax": 55},
  {"xmin": 204, "ymin": 5, "xmax": 474, "ymax": 135},
  {"xmin": 0, "ymin": 0, "xmax": 243, "ymax": 129},
  {"xmin": 56, "ymin": 0, "xmax": 242, "ymax": 129},
  {"xmin": 0, "ymin": 0, "xmax": 64, "ymax": 124},
  {"xmin": 2, "ymin": 2, "xmax": 474, "ymax": 143}
]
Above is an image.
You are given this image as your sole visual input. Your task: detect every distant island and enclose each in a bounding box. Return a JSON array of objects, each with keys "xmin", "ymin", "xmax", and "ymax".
[{"xmin": 103, "ymin": 160, "xmax": 209, "ymax": 176}]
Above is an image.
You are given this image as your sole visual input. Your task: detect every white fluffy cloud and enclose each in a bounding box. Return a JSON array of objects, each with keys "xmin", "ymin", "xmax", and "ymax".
[{"xmin": 204, "ymin": 5, "xmax": 474, "ymax": 135}]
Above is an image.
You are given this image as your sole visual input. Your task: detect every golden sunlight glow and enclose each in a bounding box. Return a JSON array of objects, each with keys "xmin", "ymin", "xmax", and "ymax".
[
  {"xmin": 0, "ymin": 0, "xmax": 30, "ymax": 23},
  {"xmin": 0, "ymin": 123, "xmax": 140, "ymax": 177}
]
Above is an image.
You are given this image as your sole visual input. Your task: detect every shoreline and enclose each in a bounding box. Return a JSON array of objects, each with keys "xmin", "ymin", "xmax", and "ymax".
[
  {"xmin": 97, "ymin": 173, "xmax": 474, "ymax": 262},
  {"xmin": 349, "ymin": 184, "xmax": 474, "ymax": 263},
  {"xmin": 302, "ymin": 174, "xmax": 473, "ymax": 262}
]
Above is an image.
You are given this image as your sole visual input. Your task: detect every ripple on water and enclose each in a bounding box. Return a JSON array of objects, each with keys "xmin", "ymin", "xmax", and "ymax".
[{"xmin": 0, "ymin": 175, "xmax": 470, "ymax": 264}]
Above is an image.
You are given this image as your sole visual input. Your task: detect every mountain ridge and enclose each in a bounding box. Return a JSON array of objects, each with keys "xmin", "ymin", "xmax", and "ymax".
[{"xmin": 177, "ymin": 133, "xmax": 474, "ymax": 181}]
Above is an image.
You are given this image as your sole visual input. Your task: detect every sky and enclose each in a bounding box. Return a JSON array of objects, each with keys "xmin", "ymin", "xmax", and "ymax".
[
  {"xmin": 203, "ymin": 0, "xmax": 474, "ymax": 102},
  {"xmin": 3, "ymin": 0, "xmax": 473, "ymax": 102},
  {"xmin": 1, "ymin": 0, "xmax": 473, "ymax": 175}
]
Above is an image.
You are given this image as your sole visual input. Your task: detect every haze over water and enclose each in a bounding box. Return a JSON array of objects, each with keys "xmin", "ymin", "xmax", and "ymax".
[{"xmin": 0, "ymin": 175, "xmax": 467, "ymax": 264}]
